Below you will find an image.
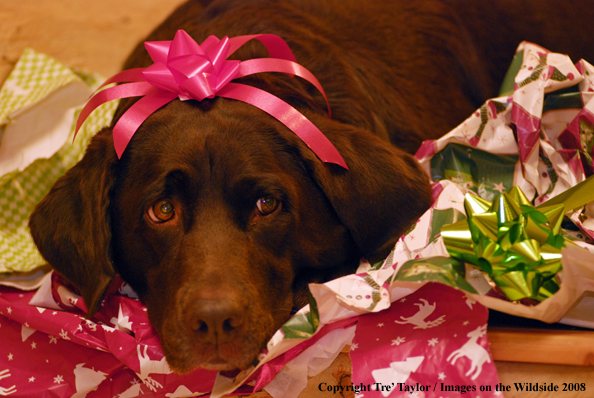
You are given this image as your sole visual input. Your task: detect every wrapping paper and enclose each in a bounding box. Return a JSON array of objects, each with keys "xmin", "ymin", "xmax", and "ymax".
[
  {"xmin": 0, "ymin": 49, "xmax": 118, "ymax": 275},
  {"xmin": 350, "ymin": 283, "xmax": 498, "ymax": 397},
  {"xmin": 2, "ymin": 41, "xmax": 594, "ymax": 398},
  {"xmin": 0, "ymin": 273, "xmax": 219, "ymax": 397},
  {"xmin": 385, "ymin": 179, "xmax": 594, "ymax": 326},
  {"xmin": 408, "ymin": 41, "xmax": 594, "ymax": 327}
]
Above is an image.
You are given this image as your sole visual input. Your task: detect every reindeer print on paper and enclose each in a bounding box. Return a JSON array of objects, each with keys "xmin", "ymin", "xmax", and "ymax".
[
  {"xmin": 394, "ymin": 298, "xmax": 446, "ymax": 329},
  {"xmin": 137, "ymin": 345, "xmax": 173, "ymax": 392},
  {"xmin": 350, "ymin": 283, "xmax": 500, "ymax": 397},
  {"xmin": 447, "ymin": 324, "xmax": 492, "ymax": 381}
]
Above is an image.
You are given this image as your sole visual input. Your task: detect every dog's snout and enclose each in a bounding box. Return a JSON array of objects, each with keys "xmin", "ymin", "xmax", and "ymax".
[{"xmin": 186, "ymin": 297, "xmax": 246, "ymax": 342}]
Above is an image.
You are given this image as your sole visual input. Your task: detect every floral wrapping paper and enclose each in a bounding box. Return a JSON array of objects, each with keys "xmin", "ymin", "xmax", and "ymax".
[{"xmin": 2, "ymin": 41, "xmax": 594, "ymax": 397}]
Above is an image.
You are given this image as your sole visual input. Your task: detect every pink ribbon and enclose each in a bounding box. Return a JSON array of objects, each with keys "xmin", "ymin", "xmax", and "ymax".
[{"xmin": 75, "ymin": 30, "xmax": 347, "ymax": 169}]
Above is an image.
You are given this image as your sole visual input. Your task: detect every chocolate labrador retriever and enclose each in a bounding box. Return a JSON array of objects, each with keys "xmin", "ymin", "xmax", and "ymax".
[{"xmin": 29, "ymin": 0, "xmax": 594, "ymax": 373}]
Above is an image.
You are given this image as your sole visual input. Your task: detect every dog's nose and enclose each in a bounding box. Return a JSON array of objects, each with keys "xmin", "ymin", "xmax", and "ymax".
[{"xmin": 186, "ymin": 298, "xmax": 246, "ymax": 342}]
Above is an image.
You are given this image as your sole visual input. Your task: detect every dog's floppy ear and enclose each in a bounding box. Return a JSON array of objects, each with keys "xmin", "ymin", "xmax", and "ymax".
[
  {"xmin": 289, "ymin": 115, "xmax": 433, "ymax": 262},
  {"xmin": 29, "ymin": 128, "xmax": 117, "ymax": 316}
]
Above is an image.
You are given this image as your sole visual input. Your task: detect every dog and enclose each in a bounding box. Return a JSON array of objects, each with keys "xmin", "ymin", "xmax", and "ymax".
[{"xmin": 29, "ymin": 0, "xmax": 594, "ymax": 373}]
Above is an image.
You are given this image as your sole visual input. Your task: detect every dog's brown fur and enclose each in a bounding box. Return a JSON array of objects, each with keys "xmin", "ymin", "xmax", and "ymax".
[{"xmin": 29, "ymin": 0, "xmax": 594, "ymax": 373}]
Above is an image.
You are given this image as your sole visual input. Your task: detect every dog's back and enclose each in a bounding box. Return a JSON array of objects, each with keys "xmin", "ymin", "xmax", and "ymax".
[{"xmin": 122, "ymin": 0, "xmax": 594, "ymax": 153}]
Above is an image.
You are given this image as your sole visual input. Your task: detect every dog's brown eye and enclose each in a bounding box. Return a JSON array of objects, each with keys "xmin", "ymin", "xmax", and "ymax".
[
  {"xmin": 148, "ymin": 199, "xmax": 176, "ymax": 223},
  {"xmin": 256, "ymin": 196, "xmax": 280, "ymax": 215}
]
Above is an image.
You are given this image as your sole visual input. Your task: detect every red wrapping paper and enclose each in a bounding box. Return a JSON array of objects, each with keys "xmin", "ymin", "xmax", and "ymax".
[{"xmin": 350, "ymin": 283, "xmax": 499, "ymax": 398}]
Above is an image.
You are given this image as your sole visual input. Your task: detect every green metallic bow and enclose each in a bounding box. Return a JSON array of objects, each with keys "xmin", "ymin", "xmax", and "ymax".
[{"xmin": 441, "ymin": 185, "xmax": 571, "ymax": 302}]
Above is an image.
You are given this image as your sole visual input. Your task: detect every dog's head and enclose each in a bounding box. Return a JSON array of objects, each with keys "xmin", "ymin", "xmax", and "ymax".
[{"xmin": 29, "ymin": 97, "xmax": 432, "ymax": 373}]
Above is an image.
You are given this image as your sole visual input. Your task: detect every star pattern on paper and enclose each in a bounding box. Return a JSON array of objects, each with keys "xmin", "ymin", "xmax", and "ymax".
[
  {"xmin": 59, "ymin": 329, "xmax": 70, "ymax": 340},
  {"xmin": 463, "ymin": 320, "xmax": 470, "ymax": 326},
  {"xmin": 438, "ymin": 372, "xmax": 446, "ymax": 381},
  {"xmin": 7, "ymin": 307, "xmax": 12, "ymax": 314},
  {"xmin": 7, "ymin": 353, "xmax": 13, "ymax": 361},
  {"xmin": 377, "ymin": 323, "xmax": 384, "ymax": 327},
  {"xmin": 427, "ymin": 338, "xmax": 439, "ymax": 347},
  {"xmin": 28, "ymin": 376, "xmax": 35, "ymax": 383},
  {"xmin": 350, "ymin": 343, "xmax": 359, "ymax": 351},
  {"xmin": 493, "ymin": 182, "xmax": 505, "ymax": 193},
  {"xmin": 391, "ymin": 337, "xmax": 406, "ymax": 346},
  {"xmin": 54, "ymin": 375, "xmax": 64, "ymax": 384},
  {"xmin": 31, "ymin": 341, "xmax": 37, "ymax": 349},
  {"xmin": 49, "ymin": 335, "xmax": 58, "ymax": 344}
]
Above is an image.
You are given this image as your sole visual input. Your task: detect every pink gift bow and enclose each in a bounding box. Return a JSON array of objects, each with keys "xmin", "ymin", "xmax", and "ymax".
[{"xmin": 75, "ymin": 30, "xmax": 348, "ymax": 169}]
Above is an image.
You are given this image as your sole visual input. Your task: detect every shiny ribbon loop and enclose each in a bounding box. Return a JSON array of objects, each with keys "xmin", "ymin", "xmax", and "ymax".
[
  {"xmin": 75, "ymin": 30, "xmax": 346, "ymax": 168},
  {"xmin": 441, "ymin": 185, "xmax": 569, "ymax": 301}
]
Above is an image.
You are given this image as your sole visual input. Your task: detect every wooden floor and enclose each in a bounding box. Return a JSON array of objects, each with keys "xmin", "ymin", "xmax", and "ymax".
[
  {"xmin": 0, "ymin": 0, "xmax": 186, "ymax": 82},
  {"xmin": 1, "ymin": 1, "xmax": 593, "ymax": 397}
]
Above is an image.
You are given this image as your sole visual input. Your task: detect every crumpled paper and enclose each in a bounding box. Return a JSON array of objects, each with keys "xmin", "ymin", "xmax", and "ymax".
[
  {"xmin": 0, "ymin": 272, "xmax": 219, "ymax": 397},
  {"xmin": 2, "ymin": 41, "xmax": 594, "ymax": 398},
  {"xmin": 416, "ymin": 41, "xmax": 588, "ymax": 204},
  {"xmin": 0, "ymin": 48, "xmax": 118, "ymax": 275},
  {"xmin": 386, "ymin": 179, "xmax": 594, "ymax": 327},
  {"xmin": 407, "ymin": 41, "xmax": 594, "ymax": 326}
]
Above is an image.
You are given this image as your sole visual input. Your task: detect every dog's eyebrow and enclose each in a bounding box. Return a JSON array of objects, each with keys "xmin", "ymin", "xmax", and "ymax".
[
  {"xmin": 139, "ymin": 168, "xmax": 199, "ymax": 206},
  {"xmin": 233, "ymin": 172, "xmax": 291, "ymax": 196}
]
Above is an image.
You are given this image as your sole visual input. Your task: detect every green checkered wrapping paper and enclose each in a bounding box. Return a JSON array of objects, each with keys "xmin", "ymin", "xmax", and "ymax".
[{"xmin": 0, "ymin": 49, "xmax": 118, "ymax": 274}]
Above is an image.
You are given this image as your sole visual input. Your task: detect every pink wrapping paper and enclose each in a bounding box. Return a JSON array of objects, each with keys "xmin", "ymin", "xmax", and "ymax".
[
  {"xmin": 0, "ymin": 275, "xmax": 500, "ymax": 397},
  {"xmin": 350, "ymin": 283, "xmax": 498, "ymax": 398},
  {"xmin": 0, "ymin": 273, "xmax": 362, "ymax": 397},
  {"xmin": 0, "ymin": 274, "xmax": 220, "ymax": 397}
]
